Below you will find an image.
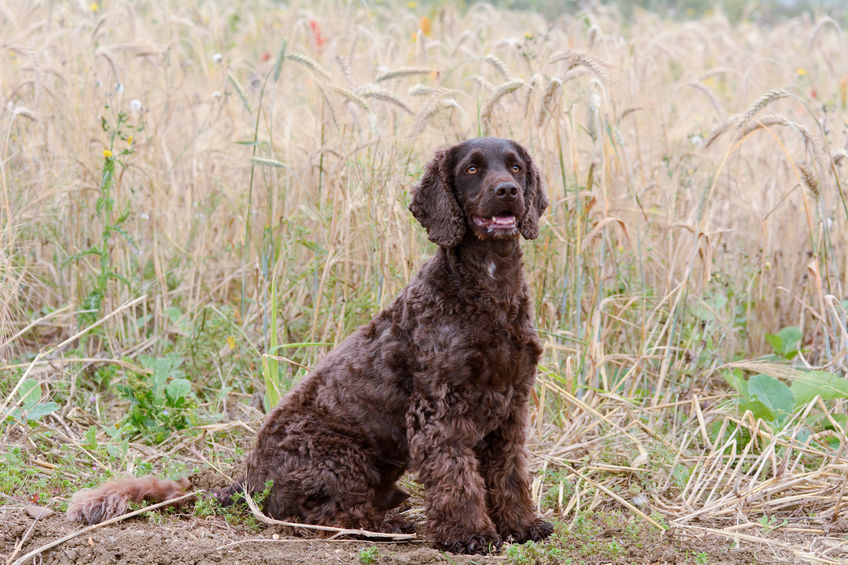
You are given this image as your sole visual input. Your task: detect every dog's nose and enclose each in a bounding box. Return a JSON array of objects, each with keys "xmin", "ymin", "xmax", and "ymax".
[{"xmin": 494, "ymin": 182, "xmax": 519, "ymax": 200}]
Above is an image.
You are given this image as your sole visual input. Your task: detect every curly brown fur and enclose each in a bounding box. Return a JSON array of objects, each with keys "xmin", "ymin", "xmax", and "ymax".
[
  {"xmin": 67, "ymin": 138, "xmax": 553, "ymax": 554},
  {"xmin": 66, "ymin": 476, "xmax": 191, "ymax": 525}
]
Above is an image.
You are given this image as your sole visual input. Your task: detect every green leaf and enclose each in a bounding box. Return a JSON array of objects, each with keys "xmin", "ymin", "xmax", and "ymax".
[
  {"xmin": 765, "ymin": 326, "xmax": 801, "ymax": 359},
  {"xmin": 828, "ymin": 414, "xmax": 848, "ymax": 434},
  {"xmin": 690, "ymin": 293, "xmax": 728, "ymax": 322},
  {"xmin": 140, "ymin": 354, "xmax": 184, "ymax": 399},
  {"xmin": 722, "ymin": 369, "xmax": 748, "ymax": 399},
  {"xmin": 84, "ymin": 425, "xmax": 98, "ymax": 450},
  {"xmin": 165, "ymin": 306, "xmax": 183, "ymax": 324},
  {"xmin": 18, "ymin": 379, "xmax": 42, "ymax": 405},
  {"xmin": 165, "ymin": 379, "xmax": 192, "ymax": 404},
  {"xmin": 739, "ymin": 399, "xmax": 775, "ymax": 422},
  {"xmin": 748, "ymin": 374, "xmax": 794, "ymax": 424},
  {"xmin": 25, "ymin": 402, "xmax": 59, "ymax": 421},
  {"xmin": 777, "ymin": 326, "xmax": 802, "ymax": 353},
  {"xmin": 791, "ymin": 370, "xmax": 848, "ymax": 408},
  {"xmin": 764, "ymin": 333, "xmax": 783, "ymax": 355},
  {"xmin": 143, "ymin": 356, "xmax": 169, "ymax": 399}
]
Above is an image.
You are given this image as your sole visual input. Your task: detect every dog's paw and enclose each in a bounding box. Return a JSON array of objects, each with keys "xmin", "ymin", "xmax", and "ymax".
[
  {"xmin": 506, "ymin": 517, "xmax": 554, "ymax": 544},
  {"xmin": 436, "ymin": 532, "xmax": 503, "ymax": 555},
  {"xmin": 381, "ymin": 515, "xmax": 415, "ymax": 534}
]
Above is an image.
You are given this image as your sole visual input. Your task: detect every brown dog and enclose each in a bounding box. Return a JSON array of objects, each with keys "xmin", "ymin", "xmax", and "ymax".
[{"xmin": 67, "ymin": 137, "xmax": 553, "ymax": 554}]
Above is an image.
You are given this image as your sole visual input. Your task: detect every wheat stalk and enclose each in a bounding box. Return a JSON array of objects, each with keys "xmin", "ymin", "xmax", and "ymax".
[
  {"xmin": 408, "ymin": 84, "xmax": 444, "ymax": 96},
  {"xmin": 358, "ymin": 85, "xmax": 413, "ymax": 114},
  {"xmin": 449, "ymin": 29, "xmax": 476, "ymax": 57},
  {"xmin": 328, "ymin": 83, "xmax": 369, "ymax": 111},
  {"xmin": 375, "ymin": 67, "xmax": 433, "ymax": 82},
  {"xmin": 537, "ymin": 78, "xmax": 562, "ymax": 127},
  {"xmin": 227, "ymin": 72, "xmax": 251, "ymax": 113},
  {"xmin": 334, "ymin": 56, "xmax": 355, "ymax": 86},
  {"xmin": 738, "ymin": 88, "xmax": 789, "ymax": 126},
  {"xmin": 484, "ymin": 54, "xmax": 511, "ymax": 79},
  {"xmin": 706, "ymin": 87, "xmax": 798, "ymax": 148},
  {"xmin": 798, "ymin": 164, "xmax": 821, "ymax": 197},
  {"xmin": 549, "ymin": 49, "xmax": 610, "ymax": 85},
  {"xmin": 286, "ymin": 52, "xmax": 331, "ymax": 80},
  {"xmin": 808, "ymin": 15, "xmax": 843, "ymax": 52},
  {"xmin": 410, "ymin": 92, "xmax": 444, "ymax": 137},
  {"xmin": 480, "ymin": 79, "xmax": 525, "ymax": 128},
  {"xmin": 686, "ymin": 80, "xmax": 725, "ymax": 118},
  {"xmin": 736, "ymin": 114, "xmax": 818, "ymax": 148},
  {"xmin": 471, "ymin": 74, "xmax": 495, "ymax": 93}
]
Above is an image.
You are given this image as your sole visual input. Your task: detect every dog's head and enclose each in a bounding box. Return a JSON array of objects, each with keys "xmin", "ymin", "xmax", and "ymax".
[{"xmin": 409, "ymin": 137, "xmax": 548, "ymax": 248}]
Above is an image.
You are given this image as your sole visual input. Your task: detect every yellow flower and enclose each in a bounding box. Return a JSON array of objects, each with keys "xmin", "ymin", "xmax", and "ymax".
[
  {"xmin": 226, "ymin": 336, "xmax": 236, "ymax": 350},
  {"xmin": 796, "ymin": 67, "xmax": 807, "ymax": 77},
  {"xmin": 89, "ymin": 3, "xmax": 99, "ymax": 11},
  {"xmin": 419, "ymin": 16, "xmax": 431, "ymax": 37},
  {"xmin": 407, "ymin": 1, "xmax": 416, "ymax": 8},
  {"xmin": 103, "ymin": 149, "xmax": 112, "ymax": 158},
  {"xmin": 126, "ymin": 135, "xmax": 133, "ymax": 145}
]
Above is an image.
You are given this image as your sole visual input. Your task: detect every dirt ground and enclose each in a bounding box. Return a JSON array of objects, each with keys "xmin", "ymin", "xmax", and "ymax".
[{"xmin": 2, "ymin": 500, "xmax": 787, "ymax": 565}]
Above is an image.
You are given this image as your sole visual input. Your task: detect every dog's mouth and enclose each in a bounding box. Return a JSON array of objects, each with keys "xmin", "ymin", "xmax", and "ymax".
[
  {"xmin": 473, "ymin": 213, "xmax": 516, "ymax": 229},
  {"xmin": 472, "ymin": 213, "xmax": 518, "ymax": 235}
]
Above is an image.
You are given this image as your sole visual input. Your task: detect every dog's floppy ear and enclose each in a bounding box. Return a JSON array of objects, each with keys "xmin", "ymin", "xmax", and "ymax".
[
  {"xmin": 515, "ymin": 143, "xmax": 548, "ymax": 240},
  {"xmin": 409, "ymin": 148, "xmax": 465, "ymax": 248}
]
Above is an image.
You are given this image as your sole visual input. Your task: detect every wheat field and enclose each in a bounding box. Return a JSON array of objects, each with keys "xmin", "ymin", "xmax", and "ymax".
[{"xmin": 2, "ymin": 1, "xmax": 848, "ymax": 563}]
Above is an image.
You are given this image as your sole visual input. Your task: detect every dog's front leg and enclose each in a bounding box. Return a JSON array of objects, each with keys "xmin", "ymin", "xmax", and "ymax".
[
  {"xmin": 477, "ymin": 398, "xmax": 554, "ymax": 543},
  {"xmin": 407, "ymin": 392, "xmax": 501, "ymax": 554}
]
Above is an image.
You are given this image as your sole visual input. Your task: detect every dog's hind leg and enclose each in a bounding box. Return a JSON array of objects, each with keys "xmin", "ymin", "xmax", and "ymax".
[{"xmin": 245, "ymin": 422, "xmax": 401, "ymax": 532}]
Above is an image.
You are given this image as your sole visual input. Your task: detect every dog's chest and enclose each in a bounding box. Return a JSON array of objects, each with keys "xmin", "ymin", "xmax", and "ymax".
[
  {"xmin": 471, "ymin": 323, "xmax": 537, "ymax": 386},
  {"xmin": 473, "ymin": 384, "xmax": 517, "ymax": 433}
]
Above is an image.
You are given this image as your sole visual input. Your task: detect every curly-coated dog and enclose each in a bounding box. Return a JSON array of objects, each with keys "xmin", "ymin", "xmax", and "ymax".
[{"xmin": 67, "ymin": 137, "xmax": 553, "ymax": 554}]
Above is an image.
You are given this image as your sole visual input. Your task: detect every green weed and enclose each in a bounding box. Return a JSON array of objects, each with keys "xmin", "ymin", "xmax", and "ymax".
[
  {"xmin": 358, "ymin": 546, "xmax": 380, "ymax": 564},
  {"xmin": 66, "ymin": 109, "xmax": 140, "ymax": 337},
  {"xmin": 4, "ymin": 379, "xmax": 58, "ymax": 425},
  {"xmin": 757, "ymin": 514, "xmax": 788, "ymax": 534},
  {"xmin": 116, "ymin": 353, "xmax": 198, "ymax": 444}
]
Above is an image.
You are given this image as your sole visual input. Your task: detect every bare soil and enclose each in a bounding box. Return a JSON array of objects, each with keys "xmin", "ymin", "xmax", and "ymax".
[{"xmin": 2, "ymin": 501, "xmax": 792, "ymax": 565}]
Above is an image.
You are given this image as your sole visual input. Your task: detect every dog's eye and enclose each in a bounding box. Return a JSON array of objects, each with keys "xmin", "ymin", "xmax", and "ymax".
[
  {"xmin": 511, "ymin": 164, "xmax": 521, "ymax": 173},
  {"xmin": 465, "ymin": 165, "xmax": 478, "ymax": 174}
]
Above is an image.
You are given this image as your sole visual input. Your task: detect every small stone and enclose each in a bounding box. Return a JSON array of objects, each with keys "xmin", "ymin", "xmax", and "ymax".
[{"xmin": 24, "ymin": 505, "xmax": 54, "ymax": 520}]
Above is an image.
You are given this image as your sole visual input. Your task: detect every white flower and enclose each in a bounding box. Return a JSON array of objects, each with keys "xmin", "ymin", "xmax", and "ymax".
[
  {"xmin": 115, "ymin": 82, "xmax": 124, "ymax": 94},
  {"xmin": 130, "ymin": 99, "xmax": 142, "ymax": 112},
  {"xmin": 212, "ymin": 91, "xmax": 222, "ymax": 99},
  {"xmin": 212, "ymin": 53, "xmax": 222, "ymax": 63}
]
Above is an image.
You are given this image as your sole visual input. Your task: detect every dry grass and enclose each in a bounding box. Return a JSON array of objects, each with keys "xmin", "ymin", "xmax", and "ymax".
[{"xmin": 1, "ymin": 1, "xmax": 847, "ymax": 563}]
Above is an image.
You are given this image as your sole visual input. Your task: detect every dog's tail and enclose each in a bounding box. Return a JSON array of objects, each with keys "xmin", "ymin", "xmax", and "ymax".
[{"xmin": 65, "ymin": 476, "xmax": 192, "ymax": 524}]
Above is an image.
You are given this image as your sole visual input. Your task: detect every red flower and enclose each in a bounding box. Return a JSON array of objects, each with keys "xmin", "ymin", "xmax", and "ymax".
[
  {"xmin": 262, "ymin": 52, "xmax": 271, "ymax": 62},
  {"xmin": 309, "ymin": 20, "xmax": 326, "ymax": 47}
]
